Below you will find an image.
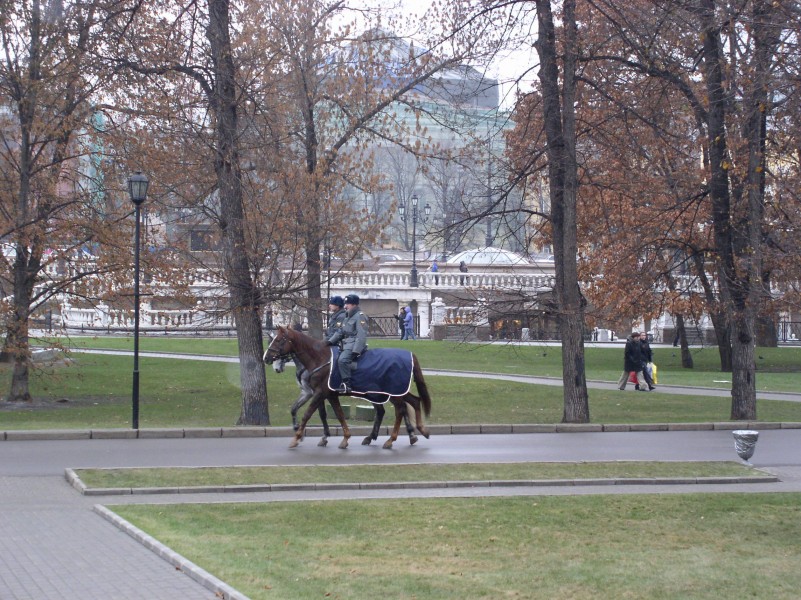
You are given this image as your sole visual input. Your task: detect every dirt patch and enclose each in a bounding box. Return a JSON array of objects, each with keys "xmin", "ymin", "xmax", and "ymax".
[
  {"xmin": 0, "ymin": 398, "xmax": 73, "ymax": 411},
  {"xmin": 0, "ymin": 396, "xmax": 123, "ymax": 411}
]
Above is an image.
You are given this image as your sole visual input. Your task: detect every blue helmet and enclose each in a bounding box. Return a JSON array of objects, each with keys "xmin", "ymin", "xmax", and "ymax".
[
  {"xmin": 344, "ymin": 294, "xmax": 360, "ymax": 305},
  {"xmin": 328, "ymin": 296, "xmax": 344, "ymax": 308}
]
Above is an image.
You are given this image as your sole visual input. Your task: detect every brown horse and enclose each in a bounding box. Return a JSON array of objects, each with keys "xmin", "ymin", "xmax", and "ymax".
[{"xmin": 263, "ymin": 326, "xmax": 432, "ymax": 449}]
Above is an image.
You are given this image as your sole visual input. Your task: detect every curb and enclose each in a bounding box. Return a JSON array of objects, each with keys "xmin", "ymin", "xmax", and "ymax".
[
  {"xmin": 68, "ymin": 469, "xmax": 780, "ymax": 497},
  {"xmin": 93, "ymin": 505, "xmax": 250, "ymax": 600},
  {"xmin": 4, "ymin": 421, "xmax": 801, "ymax": 441}
]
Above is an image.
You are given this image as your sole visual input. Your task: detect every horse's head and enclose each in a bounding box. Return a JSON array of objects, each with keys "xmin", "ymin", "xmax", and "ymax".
[
  {"xmin": 263, "ymin": 326, "xmax": 294, "ymax": 365},
  {"xmin": 264, "ymin": 330, "xmax": 287, "ymax": 372}
]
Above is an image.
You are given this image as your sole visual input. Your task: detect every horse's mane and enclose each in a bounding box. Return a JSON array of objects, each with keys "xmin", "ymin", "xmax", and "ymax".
[{"xmin": 282, "ymin": 326, "xmax": 328, "ymax": 356}]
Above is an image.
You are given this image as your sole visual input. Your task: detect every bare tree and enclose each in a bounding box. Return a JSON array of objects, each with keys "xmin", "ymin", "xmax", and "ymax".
[{"xmin": 0, "ymin": 0, "xmax": 126, "ymax": 402}]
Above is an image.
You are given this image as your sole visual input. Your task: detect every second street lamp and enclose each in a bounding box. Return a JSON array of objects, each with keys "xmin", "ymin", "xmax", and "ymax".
[
  {"xmin": 127, "ymin": 171, "xmax": 149, "ymax": 430},
  {"xmin": 399, "ymin": 194, "xmax": 431, "ymax": 287}
]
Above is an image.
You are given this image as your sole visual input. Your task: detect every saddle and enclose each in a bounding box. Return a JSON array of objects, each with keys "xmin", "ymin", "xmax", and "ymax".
[{"xmin": 327, "ymin": 347, "xmax": 414, "ymax": 404}]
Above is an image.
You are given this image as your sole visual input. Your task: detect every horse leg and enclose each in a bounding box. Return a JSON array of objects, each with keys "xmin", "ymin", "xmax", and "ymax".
[
  {"xmin": 403, "ymin": 406, "xmax": 418, "ymax": 445},
  {"xmin": 317, "ymin": 401, "xmax": 330, "ymax": 447},
  {"xmin": 326, "ymin": 393, "xmax": 351, "ymax": 449},
  {"xmin": 382, "ymin": 401, "xmax": 406, "ymax": 449},
  {"xmin": 289, "ymin": 392, "xmax": 307, "ymax": 438},
  {"xmin": 290, "ymin": 370, "xmax": 313, "ymax": 440},
  {"xmin": 290, "ymin": 391, "xmax": 326, "ymax": 449},
  {"xmin": 362, "ymin": 403, "xmax": 385, "ymax": 445},
  {"xmin": 406, "ymin": 393, "xmax": 430, "ymax": 439}
]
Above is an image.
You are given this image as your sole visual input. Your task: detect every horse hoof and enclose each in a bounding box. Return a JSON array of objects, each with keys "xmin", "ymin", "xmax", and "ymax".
[
  {"xmin": 318, "ymin": 437, "xmax": 328, "ymax": 447},
  {"xmin": 338, "ymin": 439, "xmax": 349, "ymax": 449},
  {"xmin": 361, "ymin": 436, "xmax": 373, "ymax": 445},
  {"xmin": 409, "ymin": 435, "xmax": 418, "ymax": 445},
  {"xmin": 421, "ymin": 429, "xmax": 430, "ymax": 439},
  {"xmin": 288, "ymin": 439, "xmax": 299, "ymax": 449},
  {"xmin": 382, "ymin": 440, "xmax": 393, "ymax": 449}
]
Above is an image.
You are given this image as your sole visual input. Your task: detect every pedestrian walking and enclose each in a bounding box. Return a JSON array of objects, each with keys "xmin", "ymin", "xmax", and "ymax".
[
  {"xmin": 640, "ymin": 331, "xmax": 656, "ymax": 391},
  {"xmin": 618, "ymin": 332, "xmax": 648, "ymax": 391},
  {"xmin": 402, "ymin": 306, "xmax": 416, "ymax": 340}
]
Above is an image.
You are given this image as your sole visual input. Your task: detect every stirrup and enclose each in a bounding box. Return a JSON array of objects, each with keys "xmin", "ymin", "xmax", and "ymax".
[{"xmin": 337, "ymin": 382, "xmax": 352, "ymax": 395}]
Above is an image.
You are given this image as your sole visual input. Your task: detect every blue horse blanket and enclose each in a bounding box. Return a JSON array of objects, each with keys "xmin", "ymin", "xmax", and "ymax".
[{"xmin": 327, "ymin": 348, "xmax": 414, "ymax": 404}]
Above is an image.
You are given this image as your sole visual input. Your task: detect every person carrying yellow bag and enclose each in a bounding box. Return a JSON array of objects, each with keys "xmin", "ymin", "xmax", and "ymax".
[{"xmin": 648, "ymin": 362, "xmax": 658, "ymax": 385}]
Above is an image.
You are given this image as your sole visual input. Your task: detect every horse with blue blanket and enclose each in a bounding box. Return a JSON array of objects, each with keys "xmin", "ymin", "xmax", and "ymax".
[
  {"xmin": 263, "ymin": 326, "xmax": 432, "ymax": 449},
  {"xmin": 270, "ymin": 350, "xmax": 419, "ymax": 448}
]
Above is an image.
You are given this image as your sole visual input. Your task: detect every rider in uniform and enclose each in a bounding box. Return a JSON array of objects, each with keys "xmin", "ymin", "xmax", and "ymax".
[
  {"xmin": 293, "ymin": 295, "xmax": 347, "ymax": 397},
  {"xmin": 326, "ymin": 296, "xmax": 347, "ymax": 337},
  {"xmin": 326, "ymin": 293, "xmax": 368, "ymax": 395}
]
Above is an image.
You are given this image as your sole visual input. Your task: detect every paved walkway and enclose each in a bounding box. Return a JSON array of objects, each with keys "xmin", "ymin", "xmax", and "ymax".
[{"xmin": 3, "ymin": 429, "xmax": 801, "ymax": 599}]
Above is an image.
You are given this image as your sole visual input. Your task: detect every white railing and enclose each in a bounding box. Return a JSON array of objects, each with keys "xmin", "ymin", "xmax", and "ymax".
[
  {"xmin": 61, "ymin": 304, "xmax": 236, "ymax": 332},
  {"xmin": 328, "ymin": 271, "xmax": 555, "ymax": 291}
]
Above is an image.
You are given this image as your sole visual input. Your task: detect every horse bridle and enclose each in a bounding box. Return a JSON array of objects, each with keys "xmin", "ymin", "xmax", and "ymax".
[
  {"xmin": 263, "ymin": 330, "xmax": 328, "ymax": 377},
  {"xmin": 263, "ymin": 332, "xmax": 293, "ymax": 364}
]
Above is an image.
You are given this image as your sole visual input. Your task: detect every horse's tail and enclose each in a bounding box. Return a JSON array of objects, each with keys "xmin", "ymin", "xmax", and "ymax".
[{"xmin": 411, "ymin": 354, "xmax": 432, "ymax": 417}]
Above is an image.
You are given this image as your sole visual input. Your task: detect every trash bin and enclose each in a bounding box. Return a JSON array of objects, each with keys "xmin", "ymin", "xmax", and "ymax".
[{"xmin": 732, "ymin": 430, "xmax": 759, "ymax": 464}]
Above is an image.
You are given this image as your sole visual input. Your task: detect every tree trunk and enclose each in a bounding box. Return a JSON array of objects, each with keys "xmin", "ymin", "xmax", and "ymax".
[
  {"xmin": 207, "ymin": 0, "xmax": 268, "ymax": 425},
  {"xmin": 305, "ymin": 235, "xmax": 324, "ymax": 339},
  {"xmin": 698, "ymin": 0, "xmax": 764, "ymax": 421},
  {"xmin": 535, "ymin": 0, "xmax": 589, "ymax": 423},
  {"xmin": 709, "ymin": 309, "xmax": 732, "ymax": 372},
  {"xmin": 730, "ymin": 314, "xmax": 756, "ymax": 420},
  {"xmin": 674, "ymin": 314, "xmax": 694, "ymax": 369},
  {"xmin": 6, "ymin": 265, "xmax": 34, "ymax": 402}
]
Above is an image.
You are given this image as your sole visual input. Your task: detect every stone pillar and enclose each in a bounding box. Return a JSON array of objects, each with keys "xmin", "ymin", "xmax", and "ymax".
[
  {"xmin": 418, "ymin": 300, "xmax": 431, "ymax": 338},
  {"xmin": 97, "ymin": 302, "xmax": 109, "ymax": 327},
  {"xmin": 430, "ymin": 297, "xmax": 446, "ymax": 341},
  {"xmin": 431, "ymin": 297, "xmax": 445, "ymax": 325}
]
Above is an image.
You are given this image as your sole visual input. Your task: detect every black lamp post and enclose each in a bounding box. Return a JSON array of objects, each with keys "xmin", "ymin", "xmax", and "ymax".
[
  {"xmin": 127, "ymin": 171, "xmax": 149, "ymax": 429},
  {"xmin": 399, "ymin": 194, "xmax": 431, "ymax": 287}
]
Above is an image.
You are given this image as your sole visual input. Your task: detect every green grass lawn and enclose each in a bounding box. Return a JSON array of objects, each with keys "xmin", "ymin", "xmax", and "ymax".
[
  {"xmin": 3, "ymin": 338, "xmax": 801, "ymax": 429},
  {"xmin": 44, "ymin": 334, "xmax": 801, "ymax": 390},
  {"xmin": 111, "ymin": 493, "xmax": 801, "ymax": 599},
  {"xmin": 74, "ymin": 461, "xmax": 762, "ymax": 489}
]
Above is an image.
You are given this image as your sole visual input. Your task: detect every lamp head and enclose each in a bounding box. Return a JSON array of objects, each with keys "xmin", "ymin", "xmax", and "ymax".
[{"xmin": 127, "ymin": 172, "xmax": 149, "ymax": 206}]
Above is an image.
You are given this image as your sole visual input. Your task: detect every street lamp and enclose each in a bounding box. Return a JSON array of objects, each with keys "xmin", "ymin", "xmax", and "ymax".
[
  {"xmin": 399, "ymin": 194, "xmax": 431, "ymax": 287},
  {"xmin": 127, "ymin": 171, "xmax": 149, "ymax": 429}
]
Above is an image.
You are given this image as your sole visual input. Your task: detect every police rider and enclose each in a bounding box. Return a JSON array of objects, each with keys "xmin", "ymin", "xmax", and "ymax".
[{"xmin": 325, "ymin": 293, "xmax": 368, "ymax": 395}]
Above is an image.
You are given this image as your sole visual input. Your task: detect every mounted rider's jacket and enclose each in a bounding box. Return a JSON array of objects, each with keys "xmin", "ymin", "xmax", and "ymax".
[
  {"xmin": 326, "ymin": 308, "xmax": 368, "ymax": 355},
  {"xmin": 325, "ymin": 308, "xmax": 347, "ymax": 339}
]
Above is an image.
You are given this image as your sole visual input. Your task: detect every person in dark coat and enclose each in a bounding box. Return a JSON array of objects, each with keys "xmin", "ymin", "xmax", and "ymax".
[
  {"xmin": 325, "ymin": 296, "xmax": 347, "ymax": 338},
  {"xmin": 640, "ymin": 331, "xmax": 656, "ymax": 391},
  {"xmin": 618, "ymin": 332, "xmax": 648, "ymax": 391},
  {"xmin": 394, "ymin": 308, "xmax": 405, "ymax": 339}
]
